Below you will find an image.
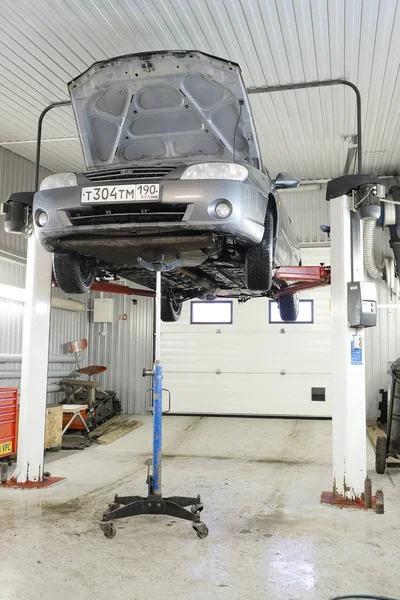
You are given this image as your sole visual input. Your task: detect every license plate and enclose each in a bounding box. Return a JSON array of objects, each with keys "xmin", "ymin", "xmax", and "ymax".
[
  {"xmin": 0, "ymin": 441, "xmax": 12, "ymax": 456},
  {"xmin": 81, "ymin": 183, "xmax": 160, "ymax": 203}
]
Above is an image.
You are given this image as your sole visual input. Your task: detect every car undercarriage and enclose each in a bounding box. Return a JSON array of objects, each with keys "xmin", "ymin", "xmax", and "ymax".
[{"xmin": 59, "ymin": 231, "xmax": 280, "ymax": 302}]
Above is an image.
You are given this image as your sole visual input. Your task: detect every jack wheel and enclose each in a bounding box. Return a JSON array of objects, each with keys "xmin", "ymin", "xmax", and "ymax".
[
  {"xmin": 193, "ymin": 522, "xmax": 209, "ymax": 539},
  {"xmin": 100, "ymin": 521, "xmax": 116, "ymax": 539},
  {"xmin": 191, "ymin": 503, "xmax": 203, "ymax": 515},
  {"xmin": 375, "ymin": 435, "xmax": 387, "ymax": 474}
]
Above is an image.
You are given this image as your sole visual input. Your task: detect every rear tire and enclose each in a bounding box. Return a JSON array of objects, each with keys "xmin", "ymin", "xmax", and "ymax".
[
  {"xmin": 245, "ymin": 211, "xmax": 273, "ymax": 291},
  {"xmin": 277, "ymin": 293, "xmax": 299, "ymax": 322},
  {"xmin": 161, "ymin": 296, "xmax": 182, "ymax": 322},
  {"xmin": 52, "ymin": 251, "xmax": 95, "ymax": 294}
]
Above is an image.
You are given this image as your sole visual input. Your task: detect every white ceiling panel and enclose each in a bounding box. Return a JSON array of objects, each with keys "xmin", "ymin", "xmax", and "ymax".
[{"xmin": 0, "ymin": 0, "xmax": 398, "ymax": 179}]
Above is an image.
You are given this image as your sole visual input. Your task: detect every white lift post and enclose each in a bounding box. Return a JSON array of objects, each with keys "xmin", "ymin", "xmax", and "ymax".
[
  {"xmin": 15, "ymin": 235, "xmax": 52, "ymax": 483},
  {"xmin": 330, "ymin": 194, "xmax": 367, "ymax": 499}
]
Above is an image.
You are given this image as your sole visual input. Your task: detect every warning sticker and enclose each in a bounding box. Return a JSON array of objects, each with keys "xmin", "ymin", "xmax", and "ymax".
[{"xmin": 351, "ymin": 341, "xmax": 363, "ymax": 365}]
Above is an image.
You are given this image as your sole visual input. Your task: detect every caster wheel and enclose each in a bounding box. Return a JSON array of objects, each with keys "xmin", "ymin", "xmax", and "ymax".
[
  {"xmin": 191, "ymin": 503, "xmax": 203, "ymax": 515},
  {"xmin": 100, "ymin": 521, "xmax": 116, "ymax": 539},
  {"xmin": 108, "ymin": 502, "xmax": 121, "ymax": 513},
  {"xmin": 193, "ymin": 522, "xmax": 209, "ymax": 539},
  {"xmin": 375, "ymin": 435, "xmax": 387, "ymax": 474}
]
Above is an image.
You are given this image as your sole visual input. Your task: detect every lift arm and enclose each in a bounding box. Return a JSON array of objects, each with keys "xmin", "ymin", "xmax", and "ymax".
[{"xmin": 273, "ymin": 265, "xmax": 331, "ymax": 297}]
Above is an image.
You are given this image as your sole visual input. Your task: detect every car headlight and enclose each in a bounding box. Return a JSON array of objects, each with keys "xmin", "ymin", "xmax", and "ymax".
[
  {"xmin": 181, "ymin": 163, "xmax": 248, "ymax": 181},
  {"xmin": 40, "ymin": 173, "xmax": 78, "ymax": 191}
]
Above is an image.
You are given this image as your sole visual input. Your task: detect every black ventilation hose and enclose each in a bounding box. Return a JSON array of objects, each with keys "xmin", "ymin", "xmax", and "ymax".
[{"xmin": 389, "ymin": 237, "xmax": 400, "ymax": 277}]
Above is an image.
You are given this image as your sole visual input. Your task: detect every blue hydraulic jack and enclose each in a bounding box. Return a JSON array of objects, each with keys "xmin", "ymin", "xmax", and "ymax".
[{"xmin": 99, "ymin": 262, "xmax": 208, "ymax": 540}]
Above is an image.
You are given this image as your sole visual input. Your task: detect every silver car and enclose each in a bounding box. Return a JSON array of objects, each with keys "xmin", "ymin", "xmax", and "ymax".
[{"xmin": 6, "ymin": 51, "xmax": 301, "ymax": 321}]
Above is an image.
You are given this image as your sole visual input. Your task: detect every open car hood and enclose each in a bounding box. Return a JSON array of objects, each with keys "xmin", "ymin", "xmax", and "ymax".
[{"xmin": 68, "ymin": 50, "xmax": 262, "ymax": 170}]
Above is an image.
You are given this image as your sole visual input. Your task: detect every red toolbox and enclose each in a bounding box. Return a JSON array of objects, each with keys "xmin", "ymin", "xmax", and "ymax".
[{"xmin": 0, "ymin": 388, "xmax": 18, "ymax": 459}]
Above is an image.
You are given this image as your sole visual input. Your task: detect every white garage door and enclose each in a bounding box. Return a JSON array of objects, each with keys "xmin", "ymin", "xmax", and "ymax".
[{"xmin": 161, "ymin": 249, "xmax": 331, "ymax": 417}]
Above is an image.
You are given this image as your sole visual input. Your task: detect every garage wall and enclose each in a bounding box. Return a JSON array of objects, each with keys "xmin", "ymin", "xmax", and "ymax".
[
  {"xmin": 0, "ymin": 290, "xmax": 89, "ymax": 401},
  {"xmin": 282, "ymin": 182, "xmax": 400, "ymax": 419},
  {"xmin": 0, "ymin": 147, "xmax": 153, "ymax": 414},
  {"xmin": 0, "ymin": 148, "xmax": 87, "ymax": 400},
  {"xmin": 0, "ymin": 286, "xmax": 153, "ymax": 413},
  {"xmin": 87, "ymin": 290, "xmax": 154, "ymax": 414},
  {"xmin": 161, "ymin": 248, "xmax": 332, "ymax": 417},
  {"xmin": 364, "ymin": 226, "xmax": 400, "ymax": 418},
  {"xmin": 280, "ymin": 187, "xmax": 330, "ymax": 245},
  {"xmin": 0, "ymin": 146, "xmax": 50, "ymax": 262}
]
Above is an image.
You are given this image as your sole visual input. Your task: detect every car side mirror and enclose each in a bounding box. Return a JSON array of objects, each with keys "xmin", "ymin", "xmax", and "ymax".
[{"xmin": 273, "ymin": 172, "xmax": 301, "ymax": 189}]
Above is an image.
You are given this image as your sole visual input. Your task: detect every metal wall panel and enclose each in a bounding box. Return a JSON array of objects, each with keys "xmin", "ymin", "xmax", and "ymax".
[
  {"xmin": 0, "ymin": 290, "xmax": 89, "ymax": 402},
  {"xmin": 46, "ymin": 288, "xmax": 90, "ymax": 405},
  {"xmin": 87, "ymin": 289, "xmax": 154, "ymax": 414},
  {"xmin": 0, "ymin": 146, "xmax": 50, "ymax": 256},
  {"xmin": 280, "ymin": 188, "xmax": 330, "ymax": 245},
  {"xmin": 364, "ymin": 226, "xmax": 400, "ymax": 419},
  {"xmin": 0, "ymin": 284, "xmax": 153, "ymax": 412},
  {"xmin": 0, "ymin": 259, "xmax": 25, "ymax": 288}
]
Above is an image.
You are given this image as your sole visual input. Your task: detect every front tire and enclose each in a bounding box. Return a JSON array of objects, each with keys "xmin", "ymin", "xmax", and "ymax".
[
  {"xmin": 277, "ymin": 293, "xmax": 299, "ymax": 322},
  {"xmin": 52, "ymin": 251, "xmax": 95, "ymax": 294},
  {"xmin": 245, "ymin": 210, "xmax": 273, "ymax": 291},
  {"xmin": 161, "ymin": 296, "xmax": 182, "ymax": 322}
]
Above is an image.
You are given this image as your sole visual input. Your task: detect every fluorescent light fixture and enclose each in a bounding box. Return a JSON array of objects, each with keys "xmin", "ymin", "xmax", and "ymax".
[
  {"xmin": 0, "ymin": 284, "xmax": 26, "ymax": 302},
  {"xmin": 0, "ymin": 285, "xmax": 85, "ymax": 312}
]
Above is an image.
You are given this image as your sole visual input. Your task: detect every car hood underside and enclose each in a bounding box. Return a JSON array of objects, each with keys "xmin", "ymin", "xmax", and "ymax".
[{"xmin": 68, "ymin": 50, "xmax": 261, "ymax": 170}]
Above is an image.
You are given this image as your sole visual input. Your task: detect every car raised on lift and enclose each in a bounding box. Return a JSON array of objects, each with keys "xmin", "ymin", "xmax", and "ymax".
[{"xmin": 4, "ymin": 50, "xmax": 301, "ymax": 321}]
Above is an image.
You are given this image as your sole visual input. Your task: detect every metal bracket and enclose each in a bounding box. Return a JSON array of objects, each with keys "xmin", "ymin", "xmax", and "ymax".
[
  {"xmin": 145, "ymin": 388, "xmax": 172, "ymax": 414},
  {"xmin": 137, "ymin": 256, "xmax": 180, "ymax": 272}
]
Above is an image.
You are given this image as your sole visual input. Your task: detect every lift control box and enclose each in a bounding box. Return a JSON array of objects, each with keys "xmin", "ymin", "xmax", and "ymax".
[{"xmin": 347, "ymin": 281, "xmax": 377, "ymax": 328}]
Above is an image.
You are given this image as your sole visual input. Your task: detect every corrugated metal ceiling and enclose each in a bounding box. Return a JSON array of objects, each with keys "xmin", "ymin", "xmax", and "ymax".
[{"xmin": 0, "ymin": 0, "xmax": 399, "ymax": 179}]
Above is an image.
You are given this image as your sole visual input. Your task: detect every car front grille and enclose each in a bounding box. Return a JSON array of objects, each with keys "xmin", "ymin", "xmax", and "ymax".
[
  {"xmin": 84, "ymin": 166, "xmax": 178, "ymax": 183},
  {"xmin": 66, "ymin": 203, "xmax": 187, "ymax": 226}
]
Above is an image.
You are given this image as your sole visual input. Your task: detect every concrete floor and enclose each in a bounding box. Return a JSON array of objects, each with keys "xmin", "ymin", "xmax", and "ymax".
[{"xmin": 0, "ymin": 416, "xmax": 399, "ymax": 600}]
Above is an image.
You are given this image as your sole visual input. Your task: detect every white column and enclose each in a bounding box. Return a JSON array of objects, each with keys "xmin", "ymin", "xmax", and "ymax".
[
  {"xmin": 330, "ymin": 194, "xmax": 367, "ymax": 498},
  {"xmin": 14, "ymin": 235, "xmax": 52, "ymax": 483}
]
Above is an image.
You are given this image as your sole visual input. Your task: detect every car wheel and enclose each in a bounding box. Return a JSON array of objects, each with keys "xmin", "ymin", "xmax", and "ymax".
[
  {"xmin": 277, "ymin": 293, "xmax": 299, "ymax": 322},
  {"xmin": 245, "ymin": 210, "xmax": 273, "ymax": 291},
  {"xmin": 161, "ymin": 296, "xmax": 182, "ymax": 322},
  {"xmin": 52, "ymin": 251, "xmax": 95, "ymax": 294}
]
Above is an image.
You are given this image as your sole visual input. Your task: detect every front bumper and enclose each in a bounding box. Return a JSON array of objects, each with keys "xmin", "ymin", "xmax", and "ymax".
[{"xmin": 33, "ymin": 179, "xmax": 267, "ymax": 250}]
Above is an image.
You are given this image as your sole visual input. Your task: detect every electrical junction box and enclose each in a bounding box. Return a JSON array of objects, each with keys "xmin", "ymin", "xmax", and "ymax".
[
  {"xmin": 93, "ymin": 298, "xmax": 114, "ymax": 322},
  {"xmin": 347, "ymin": 281, "xmax": 377, "ymax": 328}
]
